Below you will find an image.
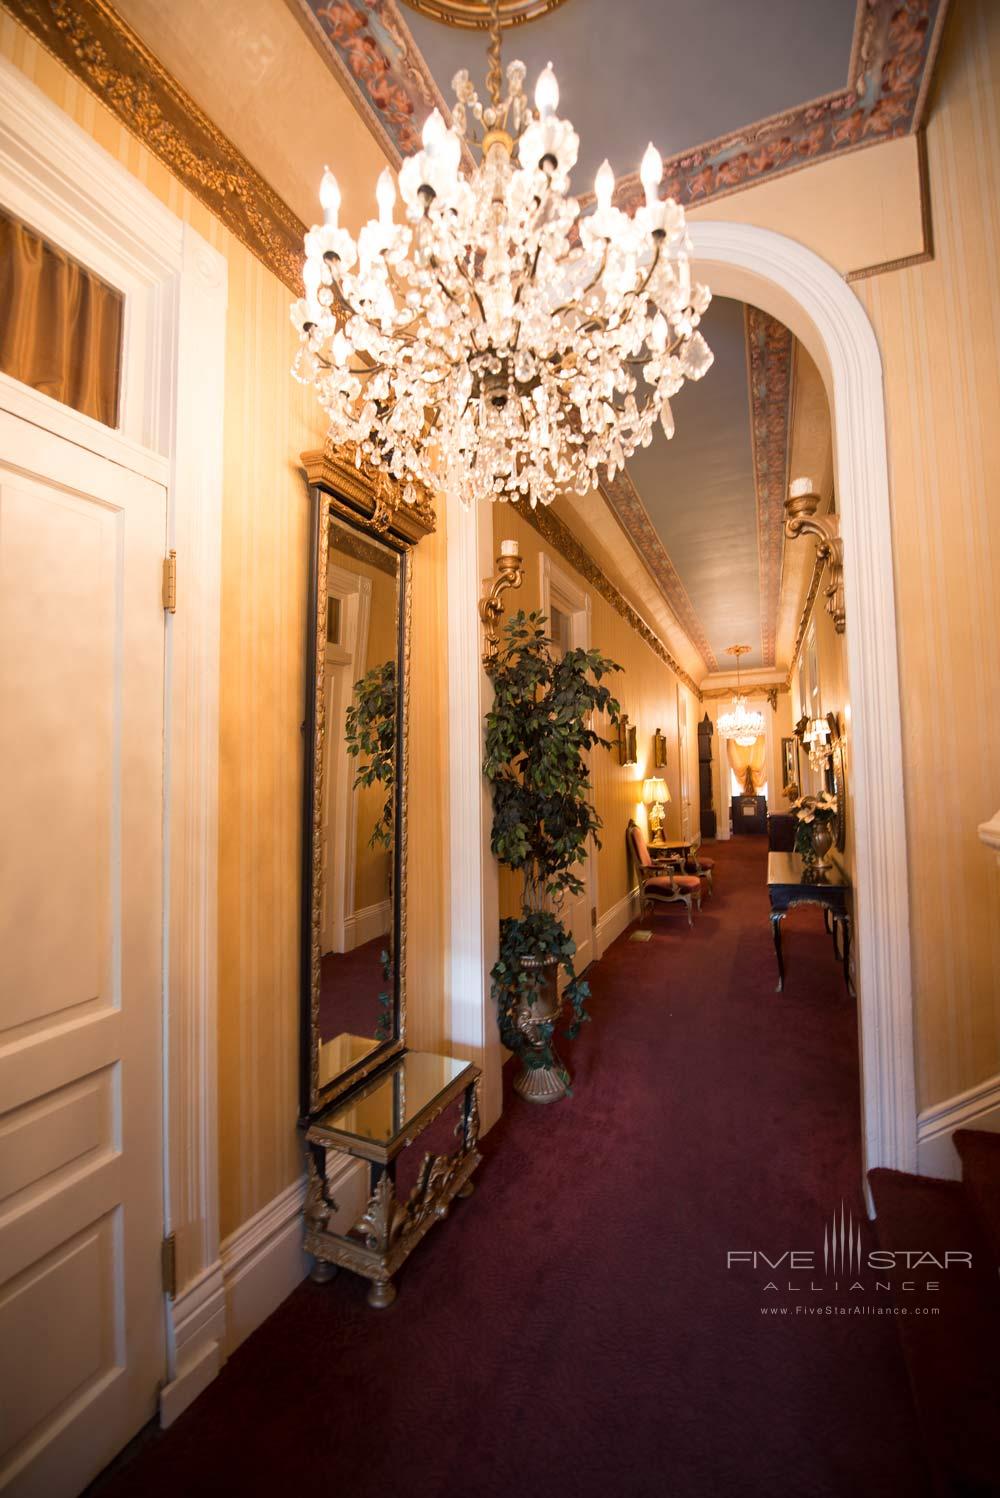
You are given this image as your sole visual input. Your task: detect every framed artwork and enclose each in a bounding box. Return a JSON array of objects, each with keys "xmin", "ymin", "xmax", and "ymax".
[
  {"xmin": 617, "ymin": 714, "xmax": 638, "ymax": 766},
  {"xmin": 781, "ymin": 735, "xmax": 799, "ymax": 793},
  {"xmin": 653, "ymin": 727, "xmax": 667, "ymax": 768}
]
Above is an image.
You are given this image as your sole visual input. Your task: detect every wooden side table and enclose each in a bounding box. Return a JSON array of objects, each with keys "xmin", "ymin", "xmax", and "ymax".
[
  {"xmin": 305, "ymin": 1050, "xmax": 481, "ymax": 1307},
  {"xmin": 767, "ymin": 851, "xmax": 852, "ymax": 995}
]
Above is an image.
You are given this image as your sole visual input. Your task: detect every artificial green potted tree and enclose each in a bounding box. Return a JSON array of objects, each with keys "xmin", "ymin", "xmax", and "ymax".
[{"xmin": 484, "ymin": 610, "xmax": 621, "ymax": 1103}]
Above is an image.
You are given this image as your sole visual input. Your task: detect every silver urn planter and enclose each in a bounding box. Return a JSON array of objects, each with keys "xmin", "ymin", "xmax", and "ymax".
[{"xmin": 810, "ymin": 819, "xmax": 835, "ymax": 874}]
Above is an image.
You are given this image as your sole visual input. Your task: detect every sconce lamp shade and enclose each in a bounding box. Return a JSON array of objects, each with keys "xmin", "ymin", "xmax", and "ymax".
[{"xmin": 642, "ymin": 777, "xmax": 670, "ymax": 806}]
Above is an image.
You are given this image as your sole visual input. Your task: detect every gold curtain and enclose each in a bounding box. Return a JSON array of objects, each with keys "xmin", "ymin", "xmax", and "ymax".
[
  {"xmin": 0, "ymin": 208, "xmax": 123, "ymax": 427},
  {"xmin": 726, "ymin": 735, "xmax": 767, "ymax": 796}
]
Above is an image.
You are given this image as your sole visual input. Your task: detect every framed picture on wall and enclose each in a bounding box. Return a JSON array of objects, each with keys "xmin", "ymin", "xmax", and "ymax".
[
  {"xmin": 653, "ymin": 728, "xmax": 667, "ymax": 768},
  {"xmin": 781, "ymin": 735, "xmax": 799, "ymax": 793}
]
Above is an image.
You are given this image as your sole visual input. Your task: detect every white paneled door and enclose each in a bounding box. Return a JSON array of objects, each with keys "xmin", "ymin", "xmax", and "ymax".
[{"xmin": 0, "ymin": 410, "xmax": 166, "ymax": 1497}]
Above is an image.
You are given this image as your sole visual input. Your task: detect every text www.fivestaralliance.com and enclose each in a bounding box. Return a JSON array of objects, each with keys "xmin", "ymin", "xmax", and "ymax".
[{"xmin": 761, "ymin": 1305, "xmax": 940, "ymax": 1317}]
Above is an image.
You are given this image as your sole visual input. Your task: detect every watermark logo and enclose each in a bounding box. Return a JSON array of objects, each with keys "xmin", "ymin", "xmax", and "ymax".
[
  {"xmin": 823, "ymin": 1201, "xmax": 862, "ymax": 1277},
  {"xmin": 725, "ymin": 1200, "xmax": 972, "ymax": 1313}
]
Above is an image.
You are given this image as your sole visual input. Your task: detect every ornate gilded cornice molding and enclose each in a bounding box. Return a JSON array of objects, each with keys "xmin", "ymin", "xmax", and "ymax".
[
  {"xmin": 513, "ymin": 499, "xmax": 703, "ymax": 701},
  {"xmin": 745, "ymin": 307, "xmax": 793, "ymax": 669},
  {"xmin": 4, "ymin": 0, "xmax": 307, "ymax": 293},
  {"xmin": 597, "ymin": 469, "xmax": 717, "ymax": 674},
  {"xmin": 292, "ymin": 0, "xmax": 948, "ymax": 216}
]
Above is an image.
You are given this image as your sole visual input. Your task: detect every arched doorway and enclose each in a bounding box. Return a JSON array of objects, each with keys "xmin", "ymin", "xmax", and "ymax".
[
  {"xmin": 671, "ymin": 221, "xmax": 914, "ymax": 1189},
  {"xmin": 448, "ymin": 220, "xmax": 916, "ymax": 1196}
]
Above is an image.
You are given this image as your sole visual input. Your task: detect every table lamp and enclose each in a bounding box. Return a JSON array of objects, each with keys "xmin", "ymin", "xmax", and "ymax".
[{"xmin": 643, "ymin": 777, "xmax": 670, "ymax": 841}]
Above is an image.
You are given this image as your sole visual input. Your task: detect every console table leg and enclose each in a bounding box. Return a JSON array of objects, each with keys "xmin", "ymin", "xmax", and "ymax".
[
  {"xmin": 458, "ymin": 1180, "xmax": 475, "ymax": 1198},
  {"xmin": 367, "ymin": 1278, "xmax": 396, "ymax": 1310},
  {"xmin": 770, "ymin": 911, "xmax": 786, "ymax": 992},
  {"xmin": 310, "ymin": 1259, "xmax": 337, "ymax": 1284}
]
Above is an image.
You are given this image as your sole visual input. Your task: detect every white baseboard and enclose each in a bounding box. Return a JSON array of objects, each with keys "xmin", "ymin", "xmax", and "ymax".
[
  {"xmin": 160, "ymin": 1260, "xmax": 226, "ymax": 1428},
  {"xmin": 916, "ymin": 1072, "xmax": 1000, "ymax": 1179},
  {"xmin": 344, "ymin": 898, "xmax": 390, "ymax": 952},
  {"xmin": 595, "ymin": 888, "xmax": 640, "ymax": 957},
  {"xmin": 220, "ymin": 1175, "xmax": 310, "ymax": 1355},
  {"xmin": 159, "ymin": 1176, "xmax": 311, "ymax": 1426}
]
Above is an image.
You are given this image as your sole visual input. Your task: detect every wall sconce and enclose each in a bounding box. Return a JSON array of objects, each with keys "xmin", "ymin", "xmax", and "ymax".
[
  {"xmin": 642, "ymin": 777, "xmax": 671, "ymax": 842},
  {"xmin": 652, "ymin": 728, "xmax": 667, "ymax": 768},
  {"xmin": 802, "ymin": 715, "xmax": 832, "ymax": 772},
  {"xmin": 785, "ymin": 478, "xmax": 845, "ymax": 634},
  {"xmin": 617, "ymin": 714, "xmax": 638, "ymax": 766},
  {"xmin": 480, "ymin": 539, "xmax": 524, "ymax": 668}
]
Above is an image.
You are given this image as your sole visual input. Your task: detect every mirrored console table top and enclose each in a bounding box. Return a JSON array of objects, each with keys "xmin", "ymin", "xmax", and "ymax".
[{"xmin": 309, "ymin": 1050, "xmax": 476, "ymax": 1164}]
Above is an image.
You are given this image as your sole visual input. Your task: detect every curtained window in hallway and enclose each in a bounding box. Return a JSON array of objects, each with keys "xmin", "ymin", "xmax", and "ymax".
[{"xmin": 0, "ymin": 206, "xmax": 123, "ymax": 427}]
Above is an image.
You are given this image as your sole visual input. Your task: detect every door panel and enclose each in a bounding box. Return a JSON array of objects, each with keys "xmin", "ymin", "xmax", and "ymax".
[{"xmin": 0, "ymin": 410, "xmax": 166, "ymax": 1498}]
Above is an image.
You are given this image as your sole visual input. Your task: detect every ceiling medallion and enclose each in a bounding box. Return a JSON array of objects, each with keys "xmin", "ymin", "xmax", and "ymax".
[
  {"xmin": 717, "ymin": 645, "xmax": 765, "ymax": 747},
  {"xmin": 291, "ymin": 0, "xmax": 713, "ymax": 511},
  {"xmin": 399, "ymin": 0, "xmax": 570, "ymax": 29}
]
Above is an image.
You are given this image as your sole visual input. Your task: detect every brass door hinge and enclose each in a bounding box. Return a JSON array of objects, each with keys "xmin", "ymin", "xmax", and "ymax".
[
  {"xmin": 162, "ymin": 550, "xmax": 177, "ymax": 613},
  {"xmin": 161, "ymin": 1232, "xmax": 177, "ymax": 1298}
]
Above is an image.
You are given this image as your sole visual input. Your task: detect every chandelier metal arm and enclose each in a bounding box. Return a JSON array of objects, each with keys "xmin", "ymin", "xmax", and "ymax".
[{"xmin": 486, "ymin": 0, "xmax": 503, "ymax": 108}]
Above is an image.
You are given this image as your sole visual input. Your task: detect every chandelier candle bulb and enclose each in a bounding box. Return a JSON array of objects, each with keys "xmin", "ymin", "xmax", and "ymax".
[
  {"xmin": 376, "ymin": 168, "xmax": 396, "ymax": 227},
  {"xmin": 594, "ymin": 159, "xmax": 615, "ymax": 213},
  {"xmin": 291, "ymin": 12, "xmax": 713, "ymax": 510},
  {"xmin": 320, "ymin": 167, "xmax": 341, "ymax": 228},
  {"xmin": 534, "ymin": 62, "xmax": 559, "ymax": 119},
  {"xmin": 640, "ymin": 143, "xmax": 663, "ymax": 204}
]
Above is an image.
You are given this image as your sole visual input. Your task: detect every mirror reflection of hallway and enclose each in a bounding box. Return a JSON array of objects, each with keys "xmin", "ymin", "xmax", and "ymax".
[{"xmin": 318, "ymin": 516, "xmax": 401, "ymax": 1086}]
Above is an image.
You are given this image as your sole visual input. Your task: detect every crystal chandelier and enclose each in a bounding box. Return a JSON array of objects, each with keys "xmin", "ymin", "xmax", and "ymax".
[
  {"xmin": 291, "ymin": 1, "xmax": 713, "ymax": 511},
  {"xmin": 717, "ymin": 645, "xmax": 765, "ymax": 747}
]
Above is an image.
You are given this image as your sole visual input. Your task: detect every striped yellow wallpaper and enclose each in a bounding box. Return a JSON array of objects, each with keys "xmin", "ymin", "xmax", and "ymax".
[
  {"xmin": 0, "ymin": 17, "xmax": 449, "ymax": 1279},
  {"xmin": 852, "ymin": 0, "xmax": 1000, "ymax": 1111}
]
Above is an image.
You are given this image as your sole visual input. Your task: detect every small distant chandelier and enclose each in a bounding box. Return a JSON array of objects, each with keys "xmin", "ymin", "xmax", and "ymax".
[
  {"xmin": 717, "ymin": 645, "xmax": 765, "ymax": 747},
  {"xmin": 291, "ymin": 0, "xmax": 714, "ymax": 511}
]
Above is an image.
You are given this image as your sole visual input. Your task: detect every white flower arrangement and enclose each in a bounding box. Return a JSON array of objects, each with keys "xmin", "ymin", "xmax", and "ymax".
[{"xmin": 791, "ymin": 791, "xmax": 838, "ymax": 825}]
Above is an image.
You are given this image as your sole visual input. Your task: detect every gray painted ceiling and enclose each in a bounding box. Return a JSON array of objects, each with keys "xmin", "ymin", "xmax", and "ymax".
[
  {"xmin": 626, "ymin": 295, "xmax": 763, "ymax": 668},
  {"xmin": 402, "ymin": 0, "xmax": 856, "ymax": 189}
]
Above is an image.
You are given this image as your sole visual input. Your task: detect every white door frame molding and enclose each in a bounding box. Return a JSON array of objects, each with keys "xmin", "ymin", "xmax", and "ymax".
[
  {"xmin": 445, "ymin": 498, "xmax": 503, "ymax": 1131},
  {"xmin": 689, "ymin": 219, "xmax": 915, "ymax": 1191},
  {"xmin": 0, "ymin": 58, "xmax": 228, "ymax": 1414}
]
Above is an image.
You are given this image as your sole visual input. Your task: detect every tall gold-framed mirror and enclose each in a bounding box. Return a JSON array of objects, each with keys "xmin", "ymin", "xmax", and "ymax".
[{"xmin": 299, "ymin": 447, "xmax": 435, "ymax": 1119}]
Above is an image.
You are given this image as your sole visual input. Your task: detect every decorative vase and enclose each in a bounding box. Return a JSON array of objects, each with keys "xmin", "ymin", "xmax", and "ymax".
[
  {"xmin": 512, "ymin": 953, "xmax": 569, "ymax": 1104},
  {"xmin": 810, "ymin": 820, "xmax": 835, "ymax": 874}
]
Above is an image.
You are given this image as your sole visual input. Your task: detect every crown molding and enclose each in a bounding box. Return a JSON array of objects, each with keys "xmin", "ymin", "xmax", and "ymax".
[
  {"xmin": 745, "ymin": 307, "xmax": 793, "ymax": 668},
  {"xmin": 4, "ymin": 0, "xmax": 307, "ymax": 294}
]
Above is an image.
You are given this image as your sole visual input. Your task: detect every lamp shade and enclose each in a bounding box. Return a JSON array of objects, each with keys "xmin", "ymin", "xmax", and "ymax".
[{"xmin": 642, "ymin": 777, "xmax": 669, "ymax": 806}]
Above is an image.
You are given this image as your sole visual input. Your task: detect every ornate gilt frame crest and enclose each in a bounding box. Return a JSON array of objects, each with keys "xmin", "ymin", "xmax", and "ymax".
[{"xmin": 300, "ymin": 446, "xmax": 435, "ymax": 1119}]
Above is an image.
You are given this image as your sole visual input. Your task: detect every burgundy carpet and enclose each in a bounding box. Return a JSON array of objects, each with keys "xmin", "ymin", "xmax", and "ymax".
[
  {"xmin": 868, "ymin": 1169, "xmax": 1000, "ymax": 1497},
  {"xmin": 98, "ymin": 836, "xmax": 930, "ymax": 1498},
  {"xmin": 320, "ymin": 936, "xmax": 388, "ymax": 1041}
]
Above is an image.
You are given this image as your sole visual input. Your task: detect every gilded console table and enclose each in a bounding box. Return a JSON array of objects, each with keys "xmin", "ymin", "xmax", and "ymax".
[
  {"xmin": 767, "ymin": 851, "xmax": 852, "ymax": 995},
  {"xmin": 305, "ymin": 1050, "xmax": 481, "ymax": 1308}
]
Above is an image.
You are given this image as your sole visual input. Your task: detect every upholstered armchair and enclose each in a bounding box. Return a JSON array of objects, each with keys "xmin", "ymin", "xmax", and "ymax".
[
  {"xmin": 683, "ymin": 833, "xmax": 714, "ymax": 897},
  {"xmin": 627, "ymin": 819, "xmax": 701, "ymax": 928}
]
